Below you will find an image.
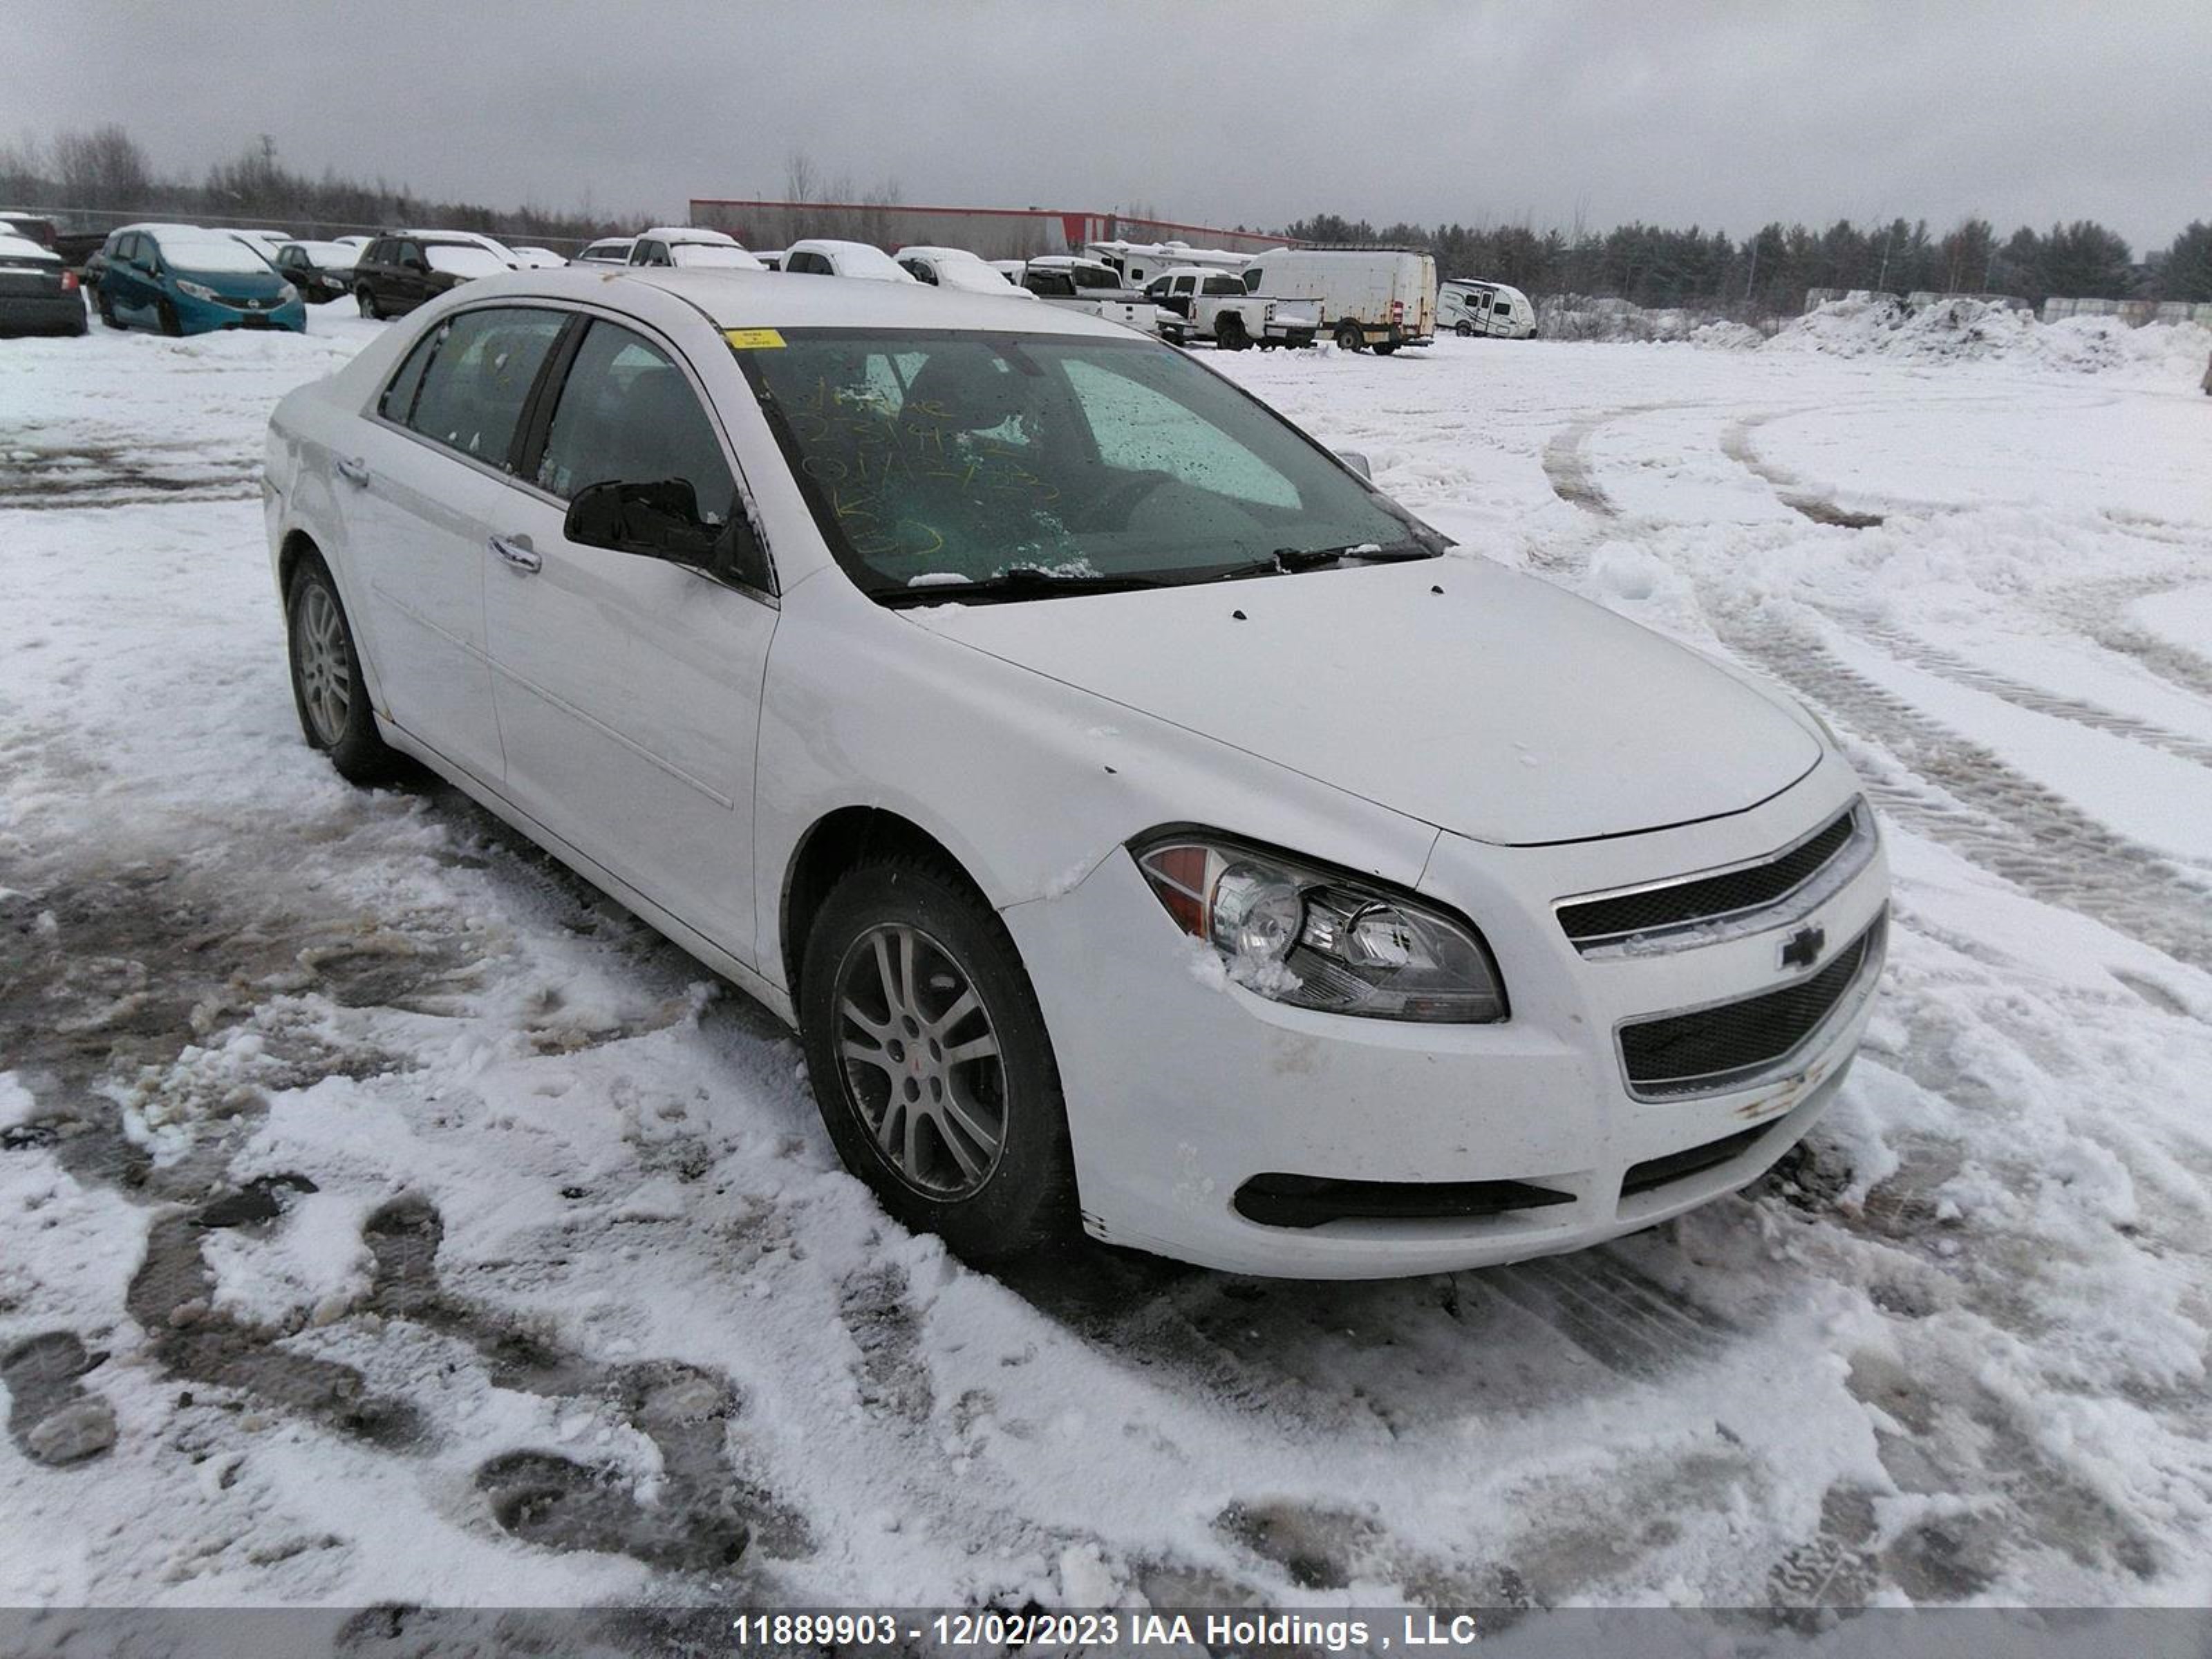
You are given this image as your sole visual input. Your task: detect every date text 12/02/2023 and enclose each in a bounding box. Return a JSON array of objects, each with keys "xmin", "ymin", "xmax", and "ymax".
[{"xmin": 726, "ymin": 1611, "xmax": 1491, "ymax": 1651}]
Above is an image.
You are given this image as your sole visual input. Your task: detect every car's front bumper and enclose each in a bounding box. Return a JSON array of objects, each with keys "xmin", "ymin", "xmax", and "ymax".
[
  {"xmin": 174, "ymin": 292, "xmax": 308, "ymax": 334},
  {"xmin": 1002, "ymin": 756, "xmax": 1886, "ymax": 1278}
]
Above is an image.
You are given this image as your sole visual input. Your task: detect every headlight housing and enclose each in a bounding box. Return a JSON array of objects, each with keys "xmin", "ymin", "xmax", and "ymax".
[
  {"xmin": 276, "ymin": 282, "xmax": 298, "ymax": 303},
  {"xmin": 1132, "ymin": 832, "xmax": 1506, "ymax": 1023},
  {"xmin": 175, "ymin": 279, "xmax": 218, "ymax": 301}
]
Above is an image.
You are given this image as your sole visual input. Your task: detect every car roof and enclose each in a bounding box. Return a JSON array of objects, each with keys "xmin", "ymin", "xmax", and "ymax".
[
  {"xmin": 639, "ymin": 226, "xmax": 737, "ymax": 244},
  {"xmin": 1153, "ymin": 265, "xmax": 1237, "ymax": 281},
  {"xmin": 450, "ymin": 266, "xmax": 1137, "ymax": 339}
]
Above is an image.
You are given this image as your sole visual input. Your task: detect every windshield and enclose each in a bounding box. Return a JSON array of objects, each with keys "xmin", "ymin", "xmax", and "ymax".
[
  {"xmin": 425, "ymin": 244, "xmax": 507, "ymax": 276},
  {"xmin": 159, "ymin": 237, "xmax": 276, "ymax": 274},
  {"xmin": 671, "ymin": 243, "xmax": 762, "ymax": 270},
  {"xmin": 736, "ymin": 330, "xmax": 1427, "ymax": 601}
]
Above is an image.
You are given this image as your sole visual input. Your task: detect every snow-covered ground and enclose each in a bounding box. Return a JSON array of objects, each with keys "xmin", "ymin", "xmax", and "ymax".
[{"xmin": 3, "ymin": 302, "xmax": 2211, "ymax": 1613}]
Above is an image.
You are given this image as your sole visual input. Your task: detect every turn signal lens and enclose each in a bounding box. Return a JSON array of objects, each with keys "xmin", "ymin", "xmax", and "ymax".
[{"xmin": 1133, "ymin": 833, "xmax": 1506, "ymax": 1023}]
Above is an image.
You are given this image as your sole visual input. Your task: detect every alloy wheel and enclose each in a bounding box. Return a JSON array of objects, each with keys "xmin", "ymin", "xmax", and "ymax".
[
  {"xmin": 295, "ymin": 583, "xmax": 351, "ymax": 746},
  {"xmin": 834, "ymin": 922, "xmax": 1007, "ymax": 1199}
]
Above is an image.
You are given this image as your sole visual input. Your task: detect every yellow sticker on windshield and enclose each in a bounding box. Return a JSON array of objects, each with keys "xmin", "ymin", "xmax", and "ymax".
[{"xmin": 724, "ymin": 328, "xmax": 786, "ymax": 350}]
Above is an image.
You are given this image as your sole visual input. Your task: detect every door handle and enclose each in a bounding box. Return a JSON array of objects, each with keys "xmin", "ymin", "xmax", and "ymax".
[
  {"xmin": 335, "ymin": 456, "xmax": 371, "ymax": 486},
  {"xmin": 489, "ymin": 534, "xmax": 541, "ymax": 574}
]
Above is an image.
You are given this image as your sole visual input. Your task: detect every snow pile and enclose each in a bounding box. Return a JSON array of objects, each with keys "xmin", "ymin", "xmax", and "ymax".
[
  {"xmin": 1539, "ymin": 294, "xmax": 1780, "ymax": 344},
  {"xmin": 1768, "ymin": 295, "xmax": 2212, "ymax": 384}
]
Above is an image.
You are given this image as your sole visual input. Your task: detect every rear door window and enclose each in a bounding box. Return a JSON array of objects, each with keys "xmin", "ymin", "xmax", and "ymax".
[{"xmin": 401, "ymin": 307, "xmax": 569, "ymax": 469}]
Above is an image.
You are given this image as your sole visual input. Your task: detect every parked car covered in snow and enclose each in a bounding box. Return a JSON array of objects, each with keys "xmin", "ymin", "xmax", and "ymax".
[
  {"xmin": 263, "ymin": 267, "xmax": 1890, "ymax": 1277},
  {"xmin": 780, "ymin": 239, "xmax": 916, "ymax": 282},
  {"xmin": 272, "ymin": 239, "xmax": 361, "ymax": 304},
  {"xmin": 0, "ymin": 209, "xmax": 59, "ymax": 250},
  {"xmin": 1144, "ymin": 264, "xmax": 1318, "ymax": 349},
  {"xmin": 1440, "ymin": 279, "xmax": 1537, "ymax": 338},
  {"xmin": 628, "ymin": 227, "xmax": 765, "ymax": 271},
  {"xmin": 1239, "ymin": 247, "xmax": 1437, "ymax": 353},
  {"xmin": 895, "ymin": 245, "xmax": 1038, "ymax": 298},
  {"xmin": 225, "ymin": 227, "xmax": 294, "ymax": 266},
  {"xmin": 350, "ymin": 233, "xmax": 508, "ymax": 318},
  {"xmin": 94, "ymin": 223, "xmax": 306, "ymax": 335},
  {"xmin": 0, "ymin": 232, "xmax": 86, "ymax": 337}
]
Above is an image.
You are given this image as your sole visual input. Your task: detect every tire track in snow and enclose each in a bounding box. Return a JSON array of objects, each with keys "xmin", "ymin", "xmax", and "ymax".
[
  {"xmin": 1719, "ymin": 412, "xmax": 1887, "ymax": 528},
  {"xmin": 1541, "ymin": 400, "xmax": 1725, "ymax": 518},
  {"xmin": 1708, "ymin": 609, "xmax": 2212, "ymax": 973},
  {"xmin": 1815, "ymin": 608, "xmax": 2212, "ymax": 769}
]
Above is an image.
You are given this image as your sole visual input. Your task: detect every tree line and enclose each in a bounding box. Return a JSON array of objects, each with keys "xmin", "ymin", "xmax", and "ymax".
[
  {"xmin": 0, "ymin": 126, "xmax": 648, "ymax": 249},
  {"xmin": 1284, "ymin": 211, "xmax": 2212, "ymax": 313},
  {"xmin": 4, "ymin": 123, "xmax": 2203, "ymax": 310}
]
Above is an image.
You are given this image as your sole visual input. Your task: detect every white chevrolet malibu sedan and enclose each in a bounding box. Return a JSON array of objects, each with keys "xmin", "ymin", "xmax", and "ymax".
[{"xmin": 264, "ymin": 268, "xmax": 1888, "ymax": 1277}]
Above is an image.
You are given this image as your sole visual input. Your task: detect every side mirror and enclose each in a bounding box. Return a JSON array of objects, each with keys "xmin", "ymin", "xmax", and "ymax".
[
  {"xmin": 565, "ymin": 479, "xmax": 771, "ymax": 591},
  {"xmin": 1337, "ymin": 450, "xmax": 1373, "ymax": 481}
]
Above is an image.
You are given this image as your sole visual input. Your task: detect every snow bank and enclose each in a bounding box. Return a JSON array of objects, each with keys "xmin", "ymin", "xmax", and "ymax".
[{"xmin": 1768, "ymin": 295, "xmax": 2212, "ymax": 384}]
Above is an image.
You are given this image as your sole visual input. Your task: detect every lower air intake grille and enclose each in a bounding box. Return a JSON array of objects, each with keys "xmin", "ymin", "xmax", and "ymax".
[
  {"xmin": 1621, "ymin": 1123, "xmax": 1772, "ymax": 1197},
  {"xmin": 1619, "ymin": 912, "xmax": 1883, "ymax": 1098},
  {"xmin": 1235, "ymin": 1172, "xmax": 1575, "ymax": 1230}
]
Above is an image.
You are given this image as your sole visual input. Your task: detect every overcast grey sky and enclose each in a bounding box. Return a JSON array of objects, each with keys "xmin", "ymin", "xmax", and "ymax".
[{"xmin": 7, "ymin": 0, "xmax": 2207, "ymax": 250}]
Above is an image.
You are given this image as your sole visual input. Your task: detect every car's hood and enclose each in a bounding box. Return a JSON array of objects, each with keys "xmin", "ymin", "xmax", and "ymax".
[{"xmin": 913, "ymin": 557, "xmax": 1821, "ymax": 845}]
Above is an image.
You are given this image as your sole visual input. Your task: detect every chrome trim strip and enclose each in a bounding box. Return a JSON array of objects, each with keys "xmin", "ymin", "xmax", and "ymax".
[{"xmin": 1562, "ymin": 799, "xmax": 1873, "ymax": 958}]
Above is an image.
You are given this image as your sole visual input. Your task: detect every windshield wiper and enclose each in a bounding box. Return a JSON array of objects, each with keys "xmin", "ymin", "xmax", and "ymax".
[
  {"xmin": 879, "ymin": 567, "xmax": 1168, "ymax": 608},
  {"xmin": 1203, "ymin": 541, "xmax": 1443, "ymax": 581},
  {"xmin": 1272, "ymin": 541, "xmax": 1442, "ymax": 571}
]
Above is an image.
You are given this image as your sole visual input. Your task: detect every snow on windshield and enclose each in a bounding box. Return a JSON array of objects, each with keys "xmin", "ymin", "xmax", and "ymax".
[
  {"xmin": 158, "ymin": 237, "xmax": 276, "ymax": 274},
  {"xmin": 425, "ymin": 244, "xmax": 507, "ymax": 276}
]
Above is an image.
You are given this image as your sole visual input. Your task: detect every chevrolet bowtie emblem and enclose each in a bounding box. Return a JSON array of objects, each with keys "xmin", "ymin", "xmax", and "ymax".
[{"xmin": 1779, "ymin": 924, "xmax": 1826, "ymax": 971}]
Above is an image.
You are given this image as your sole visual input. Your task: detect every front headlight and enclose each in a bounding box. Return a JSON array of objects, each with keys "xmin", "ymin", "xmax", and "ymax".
[
  {"xmin": 175, "ymin": 279, "xmax": 218, "ymax": 301},
  {"xmin": 276, "ymin": 282, "xmax": 298, "ymax": 303},
  {"xmin": 1132, "ymin": 832, "xmax": 1506, "ymax": 1022}
]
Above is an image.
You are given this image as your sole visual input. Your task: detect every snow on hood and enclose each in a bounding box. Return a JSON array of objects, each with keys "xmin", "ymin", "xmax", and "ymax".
[{"xmin": 913, "ymin": 556, "xmax": 1820, "ymax": 845}]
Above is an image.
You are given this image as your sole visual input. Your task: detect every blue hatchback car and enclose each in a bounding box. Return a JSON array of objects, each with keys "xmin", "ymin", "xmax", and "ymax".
[{"xmin": 95, "ymin": 223, "xmax": 306, "ymax": 336}]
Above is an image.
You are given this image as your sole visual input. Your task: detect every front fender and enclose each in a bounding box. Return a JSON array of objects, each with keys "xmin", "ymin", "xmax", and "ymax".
[{"xmin": 751, "ymin": 574, "xmax": 1439, "ymax": 996}]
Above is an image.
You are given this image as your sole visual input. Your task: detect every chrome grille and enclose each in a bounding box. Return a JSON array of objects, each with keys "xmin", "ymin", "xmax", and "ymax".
[
  {"xmin": 1618, "ymin": 911, "xmax": 1884, "ymax": 1099},
  {"xmin": 1559, "ymin": 802, "xmax": 1867, "ymax": 954}
]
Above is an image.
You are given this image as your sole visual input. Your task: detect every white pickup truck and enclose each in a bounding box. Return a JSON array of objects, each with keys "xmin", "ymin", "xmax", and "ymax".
[
  {"xmin": 1143, "ymin": 265, "xmax": 1321, "ymax": 350},
  {"xmin": 1014, "ymin": 256, "xmax": 1161, "ymax": 334}
]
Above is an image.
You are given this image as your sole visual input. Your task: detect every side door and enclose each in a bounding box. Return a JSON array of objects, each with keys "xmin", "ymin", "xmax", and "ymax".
[
  {"xmin": 393, "ymin": 239, "xmax": 431, "ymax": 311},
  {"xmin": 102, "ymin": 234, "xmax": 140, "ymax": 317},
  {"xmin": 481, "ymin": 314, "xmax": 778, "ymax": 964},
  {"xmin": 339, "ymin": 304, "xmax": 570, "ymax": 785}
]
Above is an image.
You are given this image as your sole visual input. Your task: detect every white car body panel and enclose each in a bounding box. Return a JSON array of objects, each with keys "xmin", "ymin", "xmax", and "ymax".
[
  {"xmin": 922, "ymin": 559, "xmax": 1819, "ymax": 845},
  {"xmin": 265, "ymin": 267, "xmax": 1888, "ymax": 1277}
]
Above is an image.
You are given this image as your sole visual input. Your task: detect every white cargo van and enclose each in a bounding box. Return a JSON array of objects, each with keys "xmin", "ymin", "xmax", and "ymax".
[
  {"xmin": 1440, "ymin": 279, "xmax": 1537, "ymax": 339},
  {"xmin": 1237, "ymin": 247, "xmax": 1436, "ymax": 353}
]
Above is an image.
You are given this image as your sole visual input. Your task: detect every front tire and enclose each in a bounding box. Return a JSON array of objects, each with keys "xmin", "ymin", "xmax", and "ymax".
[
  {"xmin": 1333, "ymin": 320, "xmax": 1364, "ymax": 353},
  {"xmin": 356, "ymin": 285, "xmax": 382, "ymax": 321},
  {"xmin": 285, "ymin": 555, "xmax": 400, "ymax": 784},
  {"xmin": 156, "ymin": 299, "xmax": 182, "ymax": 337},
  {"xmin": 800, "ymin": 859, "xmax": 1076, "ymax": 1263},
  {"xmin": 96, "ymin": 290, "xmax": 120, "ymax": 329}
]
